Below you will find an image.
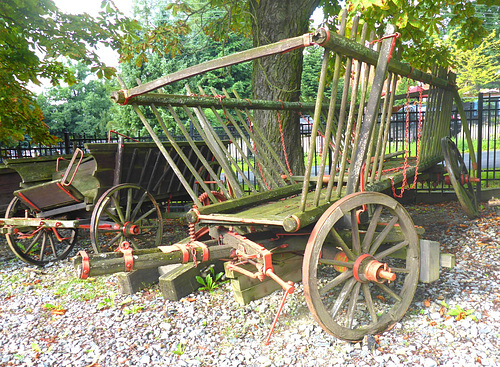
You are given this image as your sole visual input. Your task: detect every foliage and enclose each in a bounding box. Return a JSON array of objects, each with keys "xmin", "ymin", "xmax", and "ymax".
[
  {"xmin": 446, "ymin": 30, "xmax": 500, "ymax": 97},
  {"xmin": 172, "ymin": 341, "xmax": 186, "ymax": 356},
  {"xmin": 97, "ymin": 292, "xmax": 117, "ymax": 310},
  {"xmin": 440, "ymin": 301, "xmax": 477, "ymax": 321},
  {"xmin": 0, "ymin": 0, "xmax": 140, "ymax": 145},
  {"xmin": 195, "ymin": 265, "xmax": 224, "ymax": 292},
  {"xmin": 114, "ymin": 1, "xmax": 253, "ymax": 135},
  {"xmin": 301, "ymin": 46, "xmax": 326, "ymax": 99},
  {"xmin": 340, "ymin": 0, "xmax": 493, "ymax": 70},
  {"xmin": 37, "ymin": 63, "xmax": 116, "ymax": 136}
]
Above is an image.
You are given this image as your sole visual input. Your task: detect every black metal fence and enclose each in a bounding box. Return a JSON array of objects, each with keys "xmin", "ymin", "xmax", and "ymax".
[{"xmin": 2, "ymin": 93, "xmax": 499, "ymax": 195}]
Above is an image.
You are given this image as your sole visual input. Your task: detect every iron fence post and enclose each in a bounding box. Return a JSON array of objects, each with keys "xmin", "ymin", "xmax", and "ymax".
[{"xmin": 477, "ymin": 93, "xmax": 483, "ymax": 200}]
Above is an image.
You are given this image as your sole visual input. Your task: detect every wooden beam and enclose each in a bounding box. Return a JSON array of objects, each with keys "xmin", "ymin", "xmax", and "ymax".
[
  {"xmin": 111, "ymin": 33, "xmax": 313, "ymax": 99},
  {"xmin": 313, "ymin": 28, "xmax": 454, "ymax": 90}
]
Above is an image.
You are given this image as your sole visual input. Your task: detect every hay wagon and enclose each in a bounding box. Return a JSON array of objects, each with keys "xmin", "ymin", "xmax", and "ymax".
[
  {"xmin": 75, "ymin": 12, "xmax": 478, "ymax": 343},
  {"xmin": 0, "ymin": 139, "xmax": 222, "ymax": 265}
]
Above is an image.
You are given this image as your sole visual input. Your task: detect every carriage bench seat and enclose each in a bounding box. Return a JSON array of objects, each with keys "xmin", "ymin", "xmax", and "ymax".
[{"xmin": 13, "ymin": 149, "xmax": 97, "ymax": 212}]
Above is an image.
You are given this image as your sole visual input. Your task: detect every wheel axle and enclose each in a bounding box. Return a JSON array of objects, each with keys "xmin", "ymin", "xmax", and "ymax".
[{"xmin": 353, "ymin": 254, "xmax": 396, "ymax": 283}]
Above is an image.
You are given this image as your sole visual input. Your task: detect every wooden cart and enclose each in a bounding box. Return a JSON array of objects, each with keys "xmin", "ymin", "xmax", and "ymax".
[
  {"xmin": 1, "ymin": 139, "xmax": 221, "ymax": 265},
  {"xmin": 75, "ymin": 12, "xmax": 478, "ymax": 343}
]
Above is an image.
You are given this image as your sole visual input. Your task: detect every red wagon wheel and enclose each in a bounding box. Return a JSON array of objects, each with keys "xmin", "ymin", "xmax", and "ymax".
[
  {"xmin": 4, "ymin": 197, "xmax": 78, "ymax": 266},
  {"xmin": 303, "ymin": 192, "xmax": 420, "ymax": 341}
]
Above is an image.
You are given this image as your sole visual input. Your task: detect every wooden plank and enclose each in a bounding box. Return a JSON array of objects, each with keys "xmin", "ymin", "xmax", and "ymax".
[
  {"xmin": 345, "ymin": 24, "xmax": 396, "ymax": 195},
  {"xmin": 419, "ymin": 239, "xmax": 440, "ymax": 283},
  {"xmin": 195, "ymin": 183, "xmax": 306, "ymax": 215}
]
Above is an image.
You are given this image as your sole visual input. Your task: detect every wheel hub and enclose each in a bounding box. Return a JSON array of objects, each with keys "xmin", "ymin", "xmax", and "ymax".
[
  {"xmin": 123, "ymin": 221, "xmax": 141, "ymax": 236},
  {"xmin": 353, "ymin": 254, "xmax": 396, "ymax": 283}
]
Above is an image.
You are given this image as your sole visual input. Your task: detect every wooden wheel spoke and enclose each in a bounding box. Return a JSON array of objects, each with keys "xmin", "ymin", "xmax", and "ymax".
[
  {"xmin": 134, "ymin": 207, "xmax": 157, "ymax": 223},
  {"xmin": 24, "ymin": 230, "xmax": 43, "ymax": 254},
  {"xmin": 39, "ymin": 233, "xmax": 47, "ymax": 261},
  {"xmin": 125, "ymin": 188, "xmax": 133, "ymax": 221},
  {"xmin": 375, "ymin": 282, "xmax": 402, "ymax": 303},
  {"xmin": 362, "ymin": 283, "xmax": 378, "ymax": 323},
  {"xmin": 319, "ymin": 259, "xmax": 354, "ymax": 268},
  {"xmin": 369, "ymin": 216, "xmax": 398, "ymax": 255},
  {"xmin": 374, "ymin": 240, "xmax": 409, "ymax": 261},
  {"xmin": 129, "ymin": 238, "xmax": 141, "ymax": 250},
  {"xmin": 351, "ymin": 210, "xmax": 361, "ymax": 255},
  {"xmin": 361, "ymin": 205, "xmax": 382, "ymax": 252},
  {"xmin": 107, "ymin": 233, "xmax": 123, "ymax": 248},
  {"xmin": 319, "ymin": 270, "xmax": 353, "ymax": 296},
  {"xmin": 130, "ymin": 192, "xmax": 148, "ymax": 222},
  {"xmin": 111, "ymin": 195, "xmax": 125, "ymax": 223},
  {"xmin": 330, "ymin": 228, "xmax": 356, "ymax": 261},
  {"xmin": 103, "ymin": 209, "xmax": 122, "ymax": 225},
  {"xmin": 48, "ymin": 233, "xmax": 58, "ymax": 257},
  {"xmin": 347, "ymin": 282, "xmax": 362, "ymax": 328},
  {"xmin": 330, "ymin": 278, "xmax": 356, "ymax": 319}
]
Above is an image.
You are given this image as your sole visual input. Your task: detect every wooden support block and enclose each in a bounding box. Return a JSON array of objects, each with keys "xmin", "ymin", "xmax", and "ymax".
[
  {"xmin": 116, "ymin": 268, "xmax": 160, "ymax": 294},
  {"xmin": 419, "ymin": 240, "xmax": 440, "ymax": 283},
  {"xmin": 440, "ymin": 253, "xmax": 456, "ymax": 269},
  {"xmin": 488, "ymin": 197, "xmax": 500, "ymax": 214},
  {"xmin": 225, "ymin": 253, "xmax": 303, "ymax": 305},
  {"xmin": 158, "ymin": 261, "xmax": 225, "ymax": 301},
  {"xmin": 158, "ymin": 263, "xmax": 200, "ymax": 301}
]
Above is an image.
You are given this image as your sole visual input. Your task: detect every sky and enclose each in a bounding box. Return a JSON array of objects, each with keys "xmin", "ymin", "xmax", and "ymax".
[
  {"xmin": 54, "ymin": 0, "xmax": 134, "ymax": 17},
  {"xmin": 53, "ymin": 0, "xmax": 134, "ymax": 67}
]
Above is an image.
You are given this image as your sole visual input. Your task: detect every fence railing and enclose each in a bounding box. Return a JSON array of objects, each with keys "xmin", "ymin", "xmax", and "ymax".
[{"xmin": 2, "ymin": 93, "xmax": 499, "ymax": 197}]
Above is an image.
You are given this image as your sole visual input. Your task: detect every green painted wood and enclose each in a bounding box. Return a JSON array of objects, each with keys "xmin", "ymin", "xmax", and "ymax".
[
  {"xmin": 313, "ymin": 28, "xmax": 454, "ymax": 91},
  {"xmin": 195, "ymin": 183, "xmax": 307, "ymax": 216}
]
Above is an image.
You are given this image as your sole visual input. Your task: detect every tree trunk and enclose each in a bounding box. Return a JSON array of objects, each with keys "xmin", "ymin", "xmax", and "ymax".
[{"xmin": 250, "ymin": 0, "xmax": 320, "ymax": 179}]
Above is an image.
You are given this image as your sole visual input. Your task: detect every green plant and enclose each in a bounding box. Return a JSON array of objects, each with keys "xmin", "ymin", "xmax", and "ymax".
[
  {"xmin": 123, "ymin": 305, "xmax": 144, "ymax": 315},
  {"xmin": 31, "ymin": 342, "xmax": 42, "ymax": 353},
  {"xmin": 196, "ymin": 266, "xmax": 224, "ymax": 293},
  {"xmin": 172, "ymin": 342, "xmax": 186, "ymax": 356},
  {"xmin": 97, "ymin": 292, "xmax": 117, "ymax": 310},
  {"xmin": 441, "ymin": 302, "xmax": 477, "ymax": 321}
]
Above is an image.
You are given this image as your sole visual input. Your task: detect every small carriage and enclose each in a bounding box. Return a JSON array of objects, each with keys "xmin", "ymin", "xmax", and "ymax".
[
  {"xmin": 75, "ymin": 11, "xmax": 478, "ymax": 343},
  {"xmin": 1, "ymin": 139, "xmax": 221, "ymax": 265}
]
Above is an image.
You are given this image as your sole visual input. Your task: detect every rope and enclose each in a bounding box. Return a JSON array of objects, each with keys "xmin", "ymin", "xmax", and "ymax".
[
  {"xmin": 387, "ymin": 85, "xmax": 424, "ymax": 198},
  {"xmin": 369, "ymin": 32, "xmax": 400, "ymax": 64}
]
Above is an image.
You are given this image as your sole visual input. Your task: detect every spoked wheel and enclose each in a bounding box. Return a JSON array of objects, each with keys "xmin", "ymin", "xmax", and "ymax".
[
  {"xmin": 4, "ymin": 197, "xmax": 78, "ymax": 266},
  {"xmin": 441, "ymin": 137, "xmax": 479, "ymax": 218},
  {"xmin": 303, "ymin": 192, "xmax": 420, "ymax": 341},
  {"xmin": 90, "ymin": 184, "xmax": 163, "ymax": 253}
]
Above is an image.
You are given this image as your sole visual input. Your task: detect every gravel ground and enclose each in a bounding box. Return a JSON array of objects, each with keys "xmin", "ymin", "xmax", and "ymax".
[{"xmin": 0, "ymin": 201, "xmax": 499, "ymax": 367}]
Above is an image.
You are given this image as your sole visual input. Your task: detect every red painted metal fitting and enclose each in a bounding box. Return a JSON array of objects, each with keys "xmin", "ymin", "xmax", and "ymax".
[
  {"xmin": 353, "ymin": 254, "xmax": 396, "ymax": 283},
  {"xmin": 123, "ymin": 222, "xmax": 140, "ymax": 236},
  {"xmin": 78, "ymin": 251, "xmax": 90, "ymax": 279},
  {"xmin": 364, "ymin": 259, "xmax": 396, "ymax": 283},
  {"xmin": 119, "ymin": 241, "xmax": 134, "ymax": 272}
]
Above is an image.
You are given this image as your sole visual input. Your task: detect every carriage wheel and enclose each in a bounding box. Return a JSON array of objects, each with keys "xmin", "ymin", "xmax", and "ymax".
[
  {"xmin": 303, "ymin": 192, "xmax": 420, "ymax": 341},
  {"xmin": 441, "ymin": 137, "xmax": 479, "ymax": 218},
  {"xmin": 90, "ymin": 184, "xmax": 163, "ymax": 253},
  {"xmin": 4, "ymin": 197, "xmax": 78, "ymax": 266}
]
